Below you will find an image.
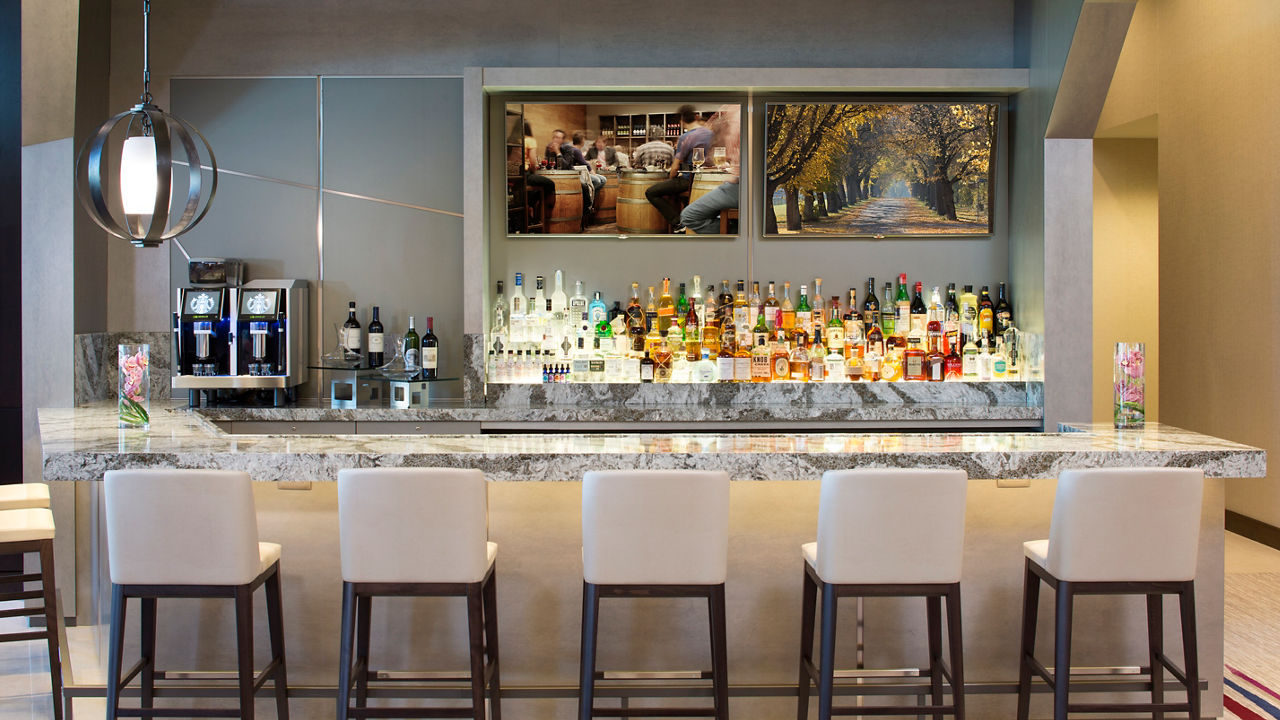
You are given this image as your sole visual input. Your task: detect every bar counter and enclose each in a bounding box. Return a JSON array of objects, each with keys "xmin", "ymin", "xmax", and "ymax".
[{"xmin": 37, "ymin": 403, "xmax": 1265, "ymax": 720}]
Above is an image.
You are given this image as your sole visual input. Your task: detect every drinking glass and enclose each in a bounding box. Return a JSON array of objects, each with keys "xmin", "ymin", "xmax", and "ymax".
[
  {"xmin": 712, "ymin": 146, "xmax": 727, "ymax": 169},
  {"xmin": 691, "ymin": 147, "xmax": 705, "ymax": 171}
]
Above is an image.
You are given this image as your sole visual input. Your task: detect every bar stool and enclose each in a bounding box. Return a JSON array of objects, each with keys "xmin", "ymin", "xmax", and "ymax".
[
  {"xmin": 579, "ymin": 470, "xmax": 731, "ymax": 720},
  {"xmin": 798, "ymin": 469, "xmax": 968, "ymax": 719},
  {"xmin": 103, "ymin": 470, "xmax": 289, "ymax": 720},
  {"xmin": 1016, "ymin": 467, "xmax": 1204, "ymax": 720},
  {"xmin": 336, "ymin": 468, "xmax": 499, "ymax": 720},
  {"xmin": 0, "ymin": 508, "xmax": 63, "ymax": 720},
  {"xmin": 0, "ymin": 482, "xmax": 51, "ymax": 510}
]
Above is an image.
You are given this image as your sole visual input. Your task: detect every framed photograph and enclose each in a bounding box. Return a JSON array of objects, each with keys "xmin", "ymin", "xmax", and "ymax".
[{"xmin": 764, "ymin": 101, "xmax": 998, "ymax": 237}]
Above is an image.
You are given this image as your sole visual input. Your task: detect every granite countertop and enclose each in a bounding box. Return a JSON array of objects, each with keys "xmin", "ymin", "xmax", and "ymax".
[{"xmin": 40, "ymin": 403, "xmax": 1265, "ymax": 482}]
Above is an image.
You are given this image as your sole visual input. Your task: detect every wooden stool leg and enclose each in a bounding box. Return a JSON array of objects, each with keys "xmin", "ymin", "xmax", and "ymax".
[
  {"xmin": 797, "ymin": 566, "xmax": 818, "ymax": 720},
  {"xmin": 234, "ymin": 585, "xmax": 256, "ymax": 720},
  {"xmin": 105, "ymin": 585, "xmax": 126, "ymax": 720},
  {"xmin": 1147, "ymin": 593, "xmax": 1165, "ymax": 720},
  {"xmin": 483, "ymin": 569, "xmax": 502, "ymax": 720},
  {"xmin": 336, "ymin": 583, "xmax": 356, "ymax": 720},
  {"xmin": 709, "ymin": 584, "xmax": 729, "ymax": 720},
  {"xmin": 265, "ymin": 567, "xmax": 290, "ymax": 720},
  {"xmin": 817, "ymin": 583, "xmax": 838, "ymax": 720},
  {"xmin": 355, "ymin": 595, "xmax": 372, "ymax": 709},
  {"xmin": 1015, "ymin": 561, "xmax": 1040, "ymax": 720},
  {"xmin": 946, "ymin": 584, "xmax": 966, "ymax": 720},
  {"xmin": 1053, "ymin": 582, "xmax": 1074, "ymax": 720},
  {"xmin": 927, "ymin": 595, "xmax": 945, "ymax": 720},
  {"xmin": 139, "ymin": 597, "xmax": 157, "ymax": 712},
  {"xmin": 467, "ymin": 584, "xmax": 486, "ymax": 720},
  {"xmin": 1179, "ymin": 582, "xmax": 1200, "ymax": 720},
  {"xmin": 38, "ymin": 541, "xmax": 64, "ymax": 720},
  {"xmin": 578, "ymin": 582, "xmax": 600, "ymax": 720}
]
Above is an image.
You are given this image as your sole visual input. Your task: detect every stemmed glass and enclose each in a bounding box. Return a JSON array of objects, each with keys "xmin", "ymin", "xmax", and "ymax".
[{"xmin": 691, "ymin": 147, "xmax": 705, "ymax": 172}]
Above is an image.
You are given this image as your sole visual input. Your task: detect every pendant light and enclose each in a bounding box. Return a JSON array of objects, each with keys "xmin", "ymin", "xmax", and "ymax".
[{"xmin": 76, "ymin": 0, "xmax": 218, "ymax": 248}]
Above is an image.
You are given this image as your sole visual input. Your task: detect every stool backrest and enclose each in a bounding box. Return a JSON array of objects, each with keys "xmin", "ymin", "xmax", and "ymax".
[
  {"xmin": 1048, "ymin": 467, "xmax": 1204, "ymax": 582},
  {"xmin": 582, "ymin": 470, "xmax": 730, "ymax": 585},
  {"xmin": 338, "ymin": 468, "xmax": 490, "ymax": 583},
  {"xmin": 104, "ymin": 470, "xmax": 262, "ymax": 586},
  {"xmin": 817, "ymin": 469, "xmax": 968, "ymax": 584}
]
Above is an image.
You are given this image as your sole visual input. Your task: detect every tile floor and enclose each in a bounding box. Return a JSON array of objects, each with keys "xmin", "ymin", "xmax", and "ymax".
[{"xmin": 2, "ymin": 533, "xmax": 1278, "ymax": 719}]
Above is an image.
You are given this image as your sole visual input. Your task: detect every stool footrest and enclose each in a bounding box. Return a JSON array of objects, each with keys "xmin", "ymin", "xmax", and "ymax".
[
  {"xmin": 371, "ymin": 670, "xmax": 473, "ymax": 682},
  {"xmin": 348, "ymin": 708, "xmax": 482, "ymax": 719},
  {"xmin": 832, "ymin": 668, "xmax": 924, "ymax": 679},
  {"xmin": 0, "ymin": 605, "xmax": 45, "ymax": 619},
  {"xmin": 591, "ymin": 708, "xmax": 717, "ymax": 718},
  {"xmin": 1067, "ymin": 701, "xmax": 1192, "ymax": 713},
  {"xmin": 829, "ymin": 704, "xmax": 956, "ymax": 716},
  {"xmin": 0, "ymin": 589, "xmax": 44, "ymax": 602},
  {"xmin": 0, "ymin": 573, "xmax": 45, "ymax": 584},
  {"xmin": 113, "ymin": 710, "xmax": 242, "ymax": 718},
  {"xmin": 598, "ymin": 670, "xmax": 711, "ymax": 680},
  {"xmin": 0, "ymin": 630, "xmax": 50, "ymax": 643}
]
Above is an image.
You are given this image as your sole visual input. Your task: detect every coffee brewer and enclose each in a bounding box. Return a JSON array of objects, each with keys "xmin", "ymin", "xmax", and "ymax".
[{"xmin": 173, "ymin": 265, "xmax": 309, "ymax": 406}]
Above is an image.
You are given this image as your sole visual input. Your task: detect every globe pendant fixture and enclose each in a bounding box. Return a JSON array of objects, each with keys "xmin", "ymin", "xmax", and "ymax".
[{"xmin": 75, "ymin": 0, "xmax": 218, "ymax": 248}]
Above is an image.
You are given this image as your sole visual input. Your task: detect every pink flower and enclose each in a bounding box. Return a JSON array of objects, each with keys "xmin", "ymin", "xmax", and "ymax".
[
  {"xmin": 1115, "ymin": 381, "xmax": 1144, "ymax": 404},
  {"xmin": 1120, "ymin": 348, "xmax": 1144, "ymax": 378}
]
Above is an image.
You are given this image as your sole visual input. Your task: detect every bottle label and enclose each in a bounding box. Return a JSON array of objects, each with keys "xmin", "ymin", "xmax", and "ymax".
[
  {"xmin": 344, "ymin": 328, "xmax": 362, "ymax": 351},
  {"xmin": 368, "ymin": 333, "xmax": 384, "ymax": 353},
  {"xmin": 572, "ymin": 359, "xmax": 589, "ymax": 375},
  {"xmin": 733, "ymin": 356, "xmax": 750, "ymax": 381},
  {"xmin": 589, "ymin": 359, "xmax": 605, "ymax": 373},
  {"xmin": 655, "ymin": 364, "xmax": 672, "ymax": 382},
  {"xmin": 733, "ymin": 308, "xmax": 748, "ymax": 328},
  {"xmin": 716, "ymin": 356, "xmax": 735, "ymax": 380},
  {"xmin": 751, "ymin": 355, "xmax": 771, "ymax": 378},
  {"xmin": 423, "ymin": 348, "xmax": 438, "ymax": 368},
  {"xmin": 405, "ymin": 349, "xmax": 420, "ymax": 367},
  {"xmin": 809, "ymin": 360, "xmax": 825, "ymax": 382},
  {"xmin": 773, "ymin": 355, "xmax": 790, "ymax": 378},
  {"xmin": 782, "ymin": 312, "xmax": 796, "ymax": 330},
  {"xmin": 906, "ymin": 355, "xmax": 924, "ymax": 377},
  {"xmin": 640, "ymin": 363, "xmax": 654, "ymax": 381}
]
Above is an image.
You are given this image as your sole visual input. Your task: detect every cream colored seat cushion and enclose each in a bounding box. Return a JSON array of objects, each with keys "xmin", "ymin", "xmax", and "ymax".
[
  {"xmin": 1023, "ymin": 539, "xmax": 1049, "ymax": 567},
  {"xmin": 258, "ymin": 542, "xmax": 282, "ymax": 575},
  {"xmin": 0, "ymin": 483, "xmax": 50, "ymax": 511},
  {"xmin": 802, "ymin": 541, "xmax": 818, "ymax": 568},
  {"xmin": 0, "ymin": 509, "xmax": 55, "ymax": 543}
]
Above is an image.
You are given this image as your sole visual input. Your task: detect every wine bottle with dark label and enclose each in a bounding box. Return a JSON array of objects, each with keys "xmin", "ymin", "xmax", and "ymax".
[
  {"xmin": 422, "ymin": 316, "xmax": 439, "ymax": 379},
  {"xmin": 367, "ymin": 306, "xmax": 384, "ymax": 367}
]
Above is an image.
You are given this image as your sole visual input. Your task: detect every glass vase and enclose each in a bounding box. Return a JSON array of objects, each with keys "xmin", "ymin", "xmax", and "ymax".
[
  {"xmin": 1113, "ymin": 342, "xmax": 1145, "ymax": 429},
  {"xmin": 118, "ymin": 344, "xmax": 151, "ymax": 430}
]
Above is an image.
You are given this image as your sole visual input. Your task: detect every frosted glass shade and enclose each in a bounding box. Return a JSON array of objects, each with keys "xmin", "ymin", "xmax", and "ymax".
[{"xmin": 120, "ymin": 135, "xmax": 159, "ymax": 215}]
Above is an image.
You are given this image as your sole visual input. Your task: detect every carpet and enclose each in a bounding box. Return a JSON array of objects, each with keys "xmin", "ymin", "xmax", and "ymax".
[{"xmin": 1224, "ymin": 573, "xmax": 1280, "ymax": 719}]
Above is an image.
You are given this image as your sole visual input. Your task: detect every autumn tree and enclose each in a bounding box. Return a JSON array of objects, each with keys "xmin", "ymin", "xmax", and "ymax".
[
  {"xmin": 884, "ymin": 104, "xmax": 994, "ymax": 221},
  {"xmin": 766, "ymin": 104, "xmax": 870, "ymax": 232}
]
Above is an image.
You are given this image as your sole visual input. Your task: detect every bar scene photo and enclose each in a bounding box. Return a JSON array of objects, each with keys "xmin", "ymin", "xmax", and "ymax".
[{"xmin": 8, "ymin": 1, "xmax": 1280, "ymax": 719}]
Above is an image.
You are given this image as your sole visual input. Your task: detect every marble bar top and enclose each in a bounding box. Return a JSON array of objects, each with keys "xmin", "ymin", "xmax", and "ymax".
[{"xmin": 40, "ymin": 404, "xmax": 1265, "ymax": 483}]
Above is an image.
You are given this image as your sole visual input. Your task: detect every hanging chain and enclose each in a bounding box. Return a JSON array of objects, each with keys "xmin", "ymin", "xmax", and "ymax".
[{"xmin": 140, "ymin": 0, "xmax": 152, "ymax": 104}]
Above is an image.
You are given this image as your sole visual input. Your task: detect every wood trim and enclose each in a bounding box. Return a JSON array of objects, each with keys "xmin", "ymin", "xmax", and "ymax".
[{"xmin": 1226, "ymin": 510, "xmax": 1280, "ymax": 552}]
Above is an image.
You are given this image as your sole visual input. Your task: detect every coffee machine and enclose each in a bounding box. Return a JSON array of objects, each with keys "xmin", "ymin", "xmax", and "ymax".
[{"xmin": 173, "ymin": 260, "xmax": 309, "ymax": 406}]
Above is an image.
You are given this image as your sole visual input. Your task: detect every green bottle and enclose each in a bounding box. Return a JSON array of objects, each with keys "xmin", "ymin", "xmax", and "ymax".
[{"xmin": 676, "ymin": 282, "xmax": 689, "ymax": 318}]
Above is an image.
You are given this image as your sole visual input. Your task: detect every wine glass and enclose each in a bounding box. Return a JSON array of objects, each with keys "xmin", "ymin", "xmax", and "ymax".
[
  {"xmin": 712, "ymin": 146, "xmax": 727, "ymax": 170},
  {"xmin": 691, "ymin": 147, "xmax": 705, "ymax": 172}
]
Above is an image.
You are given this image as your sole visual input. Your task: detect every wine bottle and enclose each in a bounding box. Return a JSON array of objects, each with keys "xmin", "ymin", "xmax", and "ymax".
[
  {"xmin": 422, "ymin": 316, "xmax": 439, "ymax": 380},
  {"xmin": 910, "ymin": 281, "xmax": 928, "ymax": 334},
  {"xmin": 404, "ymin": 316, "xmax": 421, "ymax": 374},
  {"xmin": 342, "ymin": 301, "xmax": 362, "ymax": 362},
  {"xmin": 367, "ymin": 306, "xmax": 385, "ymax": 367},
  {"xmin": 862, "ymin": 277, "xmax": 879, "ymax": 329}
]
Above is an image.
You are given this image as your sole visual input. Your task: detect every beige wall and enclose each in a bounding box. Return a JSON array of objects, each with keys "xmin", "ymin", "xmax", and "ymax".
[
  {"xmin": 21, "ymin": 0, "xmax": 78, "ymax": 146},
  {"xmin": 1100, "ymin": 0, "xmax": 1280, "ymax": 524},
  {"xmin": 1092, "ymin": 139, "xmax": 1158, "ymax": 424},
  {"xmin": 520, "ymin": 104, "xmax": 587, "ymax": 153}
]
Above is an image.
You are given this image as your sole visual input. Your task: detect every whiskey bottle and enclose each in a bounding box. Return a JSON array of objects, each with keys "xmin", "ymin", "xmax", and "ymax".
[
  {"xmin": 795, "ymin": 284, "xmax": 812, "ymax": 336},
  {"xmin": 788, "ymin": 337, "xmax": 810, "ymax": 382},
  {"xmin": 752, "ymin": 307, "xmax": 770, "ymax": 349},
  {"xmin": 732, "ymin": 280, "xmax": 749, "ymax": 346},
  {"xmin": 716, "ymin": 329, "xmax": 735, "ymax": 382},
  {"xmin": 926, "ymin": 330, "xmax": 946, "ymax": 382},
  {"xmin": 825, "ymin": 296, "xmax": 845, "ymax": 356},
  {"xmin": 944, "ymin": 282, "xmax": 960, "ymax": 354},
  {"xmin": 910, "ymin": 281, "xmax": 928, "ymax": 335},
  {"xmin": 764, "ymin": 281, "xmax": 780, "ymax": 330},
  {"xmin": 995, "ymin": 282, "xmax": 1013, "ymax": 334},
  {"xmin": 646, "ymin": 285, "xmax": 658, "ymax": 331},
  {"xmin": 780, "ymin": 281, "xmax": 796, "ymax": 331},
  {"xmin": 808, "ymin": 327, "xmax": 826, "ymax": 382},
  {"xmin": 683, "ymin": 302, "xmax": 702, "ymax": 362},
  {"xmin": 640, "ymin": 350, "xmax": 655, "ymax": 382},
  {"xmin": 748, "ymin": 281, "xmax": 762, "ymax": 331},
  {"xmin": 653, "ymin": 339, "xmax": 673, "ymax": 383},
  {"xmin": 812, "ymin": 278, "xmax": 825, "ymax": 329},
  {"xmin": 657, "ymin": 277, "xmax": 676, "ymax": 334},
  {"xmin": 903, "ymin": 335, "xmax": 925, "ymax": 381},
  {"xmin": 861, "ymin": 277, "xmax": 879, "ymax": 329},
  {"xmin": 750, "ymin": 336, "xmax": 772, "ymax": 382},
  {"xmin": 626, "ymin": 282, "xmax": 647, "ymax": 353},
  {"xmin": 770, "ymin": 335, "xmax": 790, "ymax": 381},
  {"xmin": 733, "ymin": 329, "xmax": 751, "ymax": 382},
  {"xmin": 959, "ymin": 284, "xmax": 978, "ymax": 349},
  {"xmin": 895, "ymin": 274, "xmax": 910, "ymax": 338}
]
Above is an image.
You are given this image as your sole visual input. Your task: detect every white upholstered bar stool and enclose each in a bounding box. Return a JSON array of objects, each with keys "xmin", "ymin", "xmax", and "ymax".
[
  {"xmin": 0, "ymin": 508, "xmax": 64, "ymax": 720},
  {"xmin": 1016, "ymin": 467, "xmax": 1204, "ymax": 720},
  {"xmin": 336, "ymin": 468, "xmax": 499, "ymax": 720},
  {"xmin": 797, "ymin": 469, "xmax": 969, "ymax": 720},
  {"xmin": 579, "ymin": 470, "xmax": 731, "ymax": 720},
  {"xmin": 0, "ymin": 482, "xmax": 51, "ymax": 510},
  {"xmin": 103, "ymin": 470, "xmax": 289, "ymax": 720}
]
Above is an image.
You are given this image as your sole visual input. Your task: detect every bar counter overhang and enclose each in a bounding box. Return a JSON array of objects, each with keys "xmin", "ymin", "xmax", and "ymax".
[{"xmin": 38, "ymin": 404, "xmax": 1266, "ymax": 719}]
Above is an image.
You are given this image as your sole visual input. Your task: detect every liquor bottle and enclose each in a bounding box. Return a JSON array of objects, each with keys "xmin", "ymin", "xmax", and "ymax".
[
  {"xmin": 701, "ymin": 286, "xmax": 720, "ymax": 356},
  {"xmin": 691, "ymin": 275, "xmax": 703, "ymax": 314},
  {"xmin": 342, "ymin": 301, "xmax": 362, "ymax": 361},
  {"xmin": 492, "ymin": 282, "xmax": 507, "ymax": 337},
  {"xmin": 404, "ymin": 315, "xmax": 421, "ymax": 374},
  {"xmin": 421, "ymin": 316, "xmax": 439, "ymax": 379},
  {"xmin": 733, "ymin": 330, "xmax": 751, "ymax": 382},
  {"xmin": 910, "ymin": 281, "xmax": 928, "ymax": 335},
  {"xmin": 812, "ymin": 278, "xmax": 825, "ymax": 329},
  {"xmin": 571, "ymin": 337, "xmax": 590, "ymax": 382},
  {"xmin": 780, "ymin": 281, "xmax": 796, "ymax": 331},
  {"xmin": 626, "ymin": 283, "xmax": 646, "ymax": 352},
  {"xmin": 826, "ymin": 296, "xmax": 844, "ymax": 356},
  {"xmin": 861, "ymin": 278, "xmax": 879, "ymax": 328},
  {"xmin": 788, "ymin": 336, "xmax": 810, "ymax": 382},
  {"xmin": 961, "ymin": 333, "xmax": 979, "ymax": 379},
  {"xmin": 683, "ymin": 302, "xmax": 702, "ymax": 361},
  {"xmin": 676, "ymin": 282, "xmax": 689, "ymax": 319},
  {"xmin": 926, "ymin": 287, "xmax": 944, "ymax": 353},
  {"xmin": 881, "ymin": 281, "xmax": 896, "ymax": 336},
  {"xmin": 844, "ymin": 289, "xmax": 862, "ymax": 352},
  {"xmin": 532, "ymin": 276, "xmax": 548, "ymax": 329},
  {"xmin": 570, "ymin": 281, "xmax": 588, "ymax": 323},
  {"xmin": 752, "ymin": 307, "xmax": 769, "ymax": 349},
  {"xmin": 925, "ymin": 329, "xmax": 945, "ymax": 382},
  {"xmin": 589, "ymin": 338, "xmax": 607, "ymax": 382},
  {"xmin": 770, "ymin": 334, "xmax": 791, "ymax": 381},
  {"xmin": 653, "ymin": 338, "xmax": 673, "ymax": 383},
  {"xmin": 995, "ymin": 282, "xmax": 1013, "ymax": 334},
  {"xmin": 880, "ymin": 346, "xmax": 904, "ymax": 382},
  {"xmin": 510, "ymin": 273, "xmax": 525, "ymax": 343},
  {"xmin": 646, "ymin": 285, "xmax": 658, "ymax": 331},
  {"xmin": 551, "ymin": 270, "xmax": 568, "ymax": 314},
  {"xmin": 824, "ymin": 334, "xmax": 845, "ymax": 382},
  {"xmin": 895, "ymin": 274, "xmax": 910, "ymax": 337},
  {"xmin": 808, "ymin": 327, "xmax": 826, "ymax": 382},
  {"xmin": 716, "ymin": 328, "xmax": 735, "ymax": 382},
  {"xmin": 609, "ymin": 301, "xmax": 623, "ymax": 323},
  {"xmin": 904, "ymin": 335, "xmax": 926, "ymax": 381},
  {"xmin": 866, "ymin": 321, "xmax": 884, "ymax": 357},
  {"xmin": 645, "ymin": 321, "xmax": 662, "ymax": 356},
  {"xmin": 732, "ymin": 280, "xmax": 749, "ymax": 344},
  {"xmin": 718, "ymin": 282, "xmax": 734, "ymax": 325},
  {"xmin": 748, "ymin": 281, "xmax": 762, "ymax": 331},
  {"xmin": 978, "ymin": 285, "xmax": 995, "ymax": 338},
  {"xmin": 845, "ymin": 345, "xmax": 865, "ymax": 382},
  {"xmin": 795, "ymin": 284, "xmax": 812, "ymax": 336},
  {"xmin": 640, "ymin": 350, "xmax": 655, "ymax": 382},
  {"xmin": 665, "ymin": 325, "xmax": 685, "ymax": 370},
  {"xmin": 863, "ymin": 344, "xmax": 881, "ymax": 382},
  {"xmin": 692, "ymin": 348, "xmax": 719, "ymax": 383},
  {"xmin": 764, "ymin": 281, "xmax": 780, "ymax": 330},
  {"xmin": 657, "ymin": 277, "xmax": 676, "ymax": 334},
  {"xmin": 977, "ymin": 336, "xmax": 994, "ymax": 381},
  {"xmin": 959, "ymin": 284, "xmax": 978, "ymax": 348},
  {"xmin": 367, "ymin": 306, "xmax": 385, "ymax": 367},
  {"xmin": 992, "ymin": 337, "xmax": 1008, "ymax": 380},
  {"xmin": 588, "ymin": 289, "xmax": 609, "ymax": 326},
  {"xmin": 943, "ymin": 341, "xmax": 962, "ymax": 380},
  {"xmin": 751, "ymin": 336, "xmax": 772, "ymax": 382},
  {"xmin": 944, "ymin": 283, "xmax": 960, "ymax": 353}
]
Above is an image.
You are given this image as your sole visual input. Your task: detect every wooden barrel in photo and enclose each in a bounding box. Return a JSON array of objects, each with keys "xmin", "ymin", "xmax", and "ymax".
[
  {"xmin": 593, "ymin": 172, "xmax": 618, "ymax": 224},
  {"xmin": 617, "ymin": 170, "xmax": 668, "ymax": 234},
  {"xmin": 688, "ymin": 171, "xmax": 736, "ymax": 206},
  {"xmin": 538, "ymin": 170, "xmax": 583, "ymax": 234}
]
